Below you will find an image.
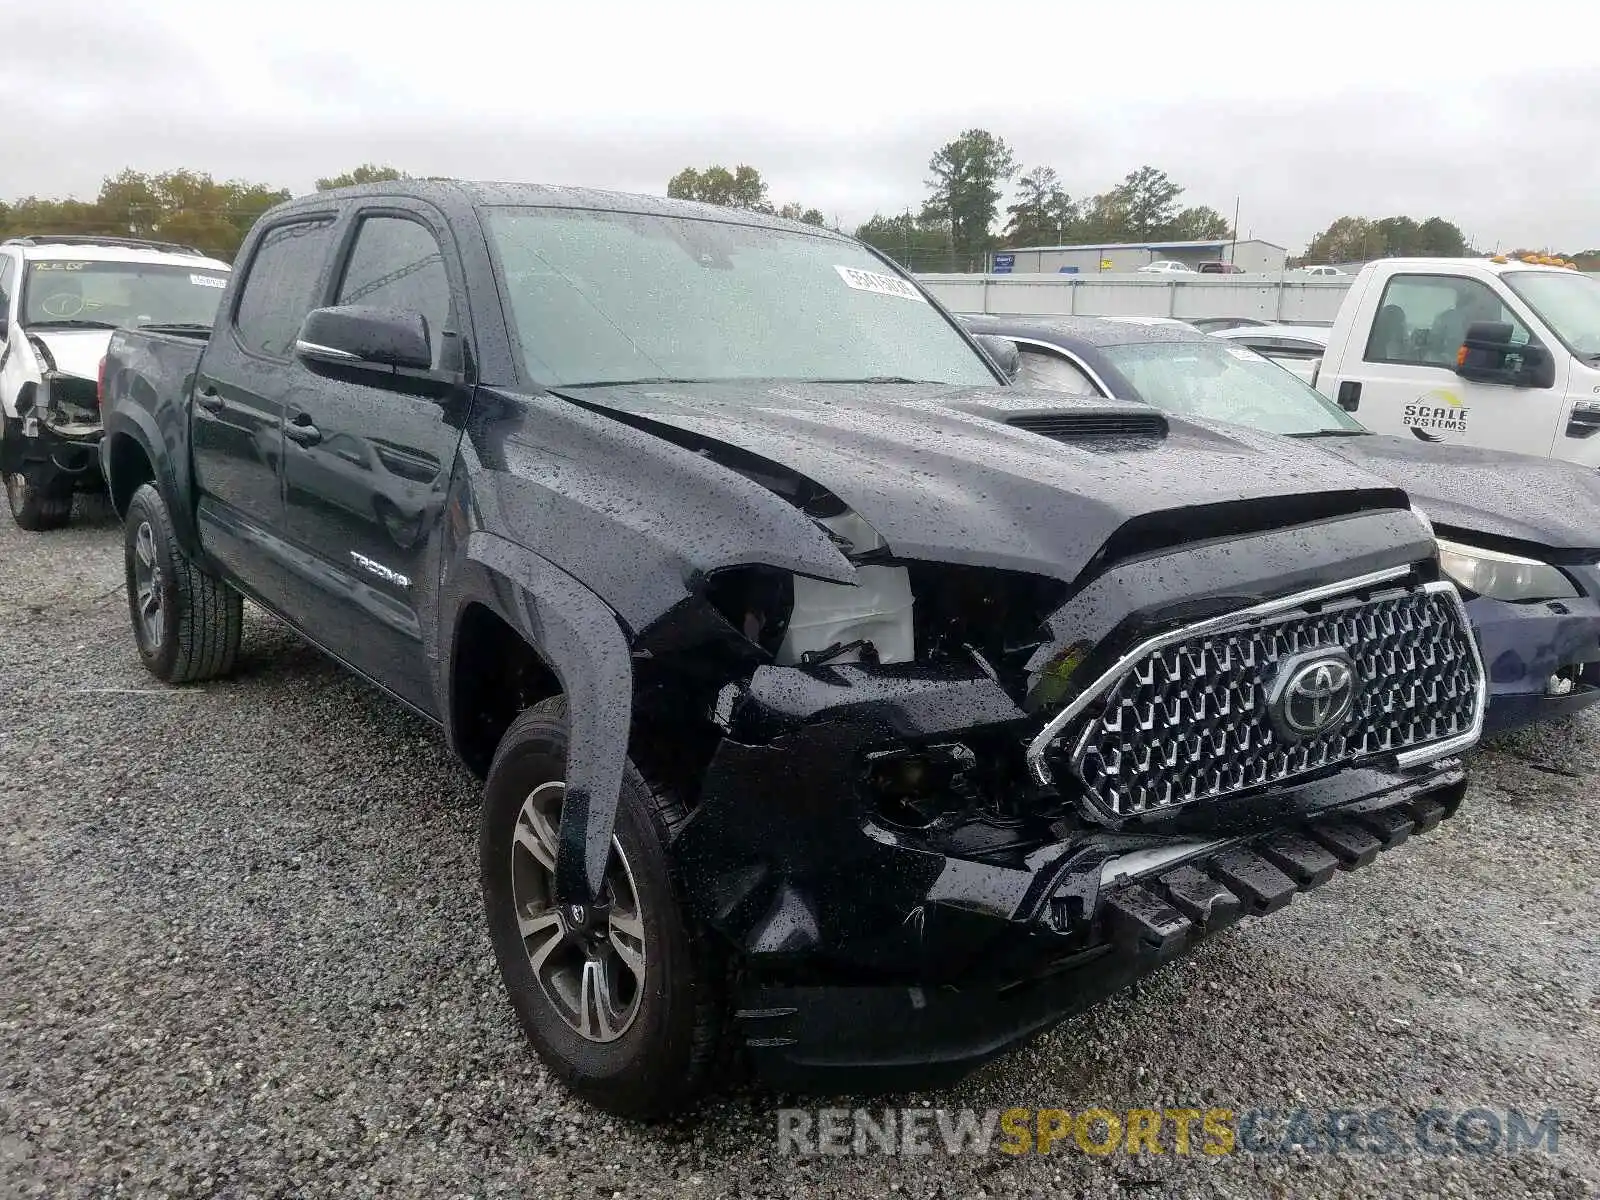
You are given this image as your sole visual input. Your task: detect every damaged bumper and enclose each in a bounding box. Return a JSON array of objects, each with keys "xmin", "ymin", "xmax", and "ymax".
[
  {"xmin": 4, "ymin": 368, "xmax": 103, "ymax": 488},
  {"xmin": 734, "ymin": 766, "xmax": 1464, "ymax": 1091},
  {"xmin": 1468, "ymin": 576, "xmax": 1600, "ymax": 735},
  {"xmin": 675, "ymin": 658, "xmax": 1472, "ymax": 1091}
]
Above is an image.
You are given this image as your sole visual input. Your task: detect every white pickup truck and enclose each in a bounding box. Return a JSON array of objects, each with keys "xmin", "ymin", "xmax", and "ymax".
[{"xmin": 1306, "ymin": 257, "xmax": 1600, "ymax": 466}]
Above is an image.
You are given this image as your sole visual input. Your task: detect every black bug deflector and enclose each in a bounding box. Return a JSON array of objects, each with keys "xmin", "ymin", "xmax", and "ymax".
[{"xmin": 726, "ymin": 763, "xmax": 1467, "ymax": 1092}]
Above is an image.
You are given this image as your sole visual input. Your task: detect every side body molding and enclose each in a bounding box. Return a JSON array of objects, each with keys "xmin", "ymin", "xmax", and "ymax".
[{"xmin": 467, "ymin": 530, "xmax": 633, "ymax": 907}]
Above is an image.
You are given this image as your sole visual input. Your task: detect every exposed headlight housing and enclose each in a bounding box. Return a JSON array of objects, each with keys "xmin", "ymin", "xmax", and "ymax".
[{"xmin": 1436, "ymin": 538, "xmax": 1577, "ymax": 602}]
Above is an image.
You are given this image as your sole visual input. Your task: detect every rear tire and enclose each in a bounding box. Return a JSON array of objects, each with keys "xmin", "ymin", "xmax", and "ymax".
[
  {"xmin": 480, "ymin": 697, "xmax": 725, "ymax": 1119},
  {"xmin": 124, "ymin": 483, "xmax": 243, "ymax": 683},
  {"xmin": 6, "ymin": 468, "xmax": 73, "ymax": 531}
]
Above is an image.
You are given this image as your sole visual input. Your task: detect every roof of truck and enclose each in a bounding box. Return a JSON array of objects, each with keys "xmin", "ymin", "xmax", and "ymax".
[
  {"xmin": 6, "ymin": 238, "xmax": 231, "ymax": 271},
  {"xmin": 275, "ymin": 178, "xmax": 851, "ymax": 240}
]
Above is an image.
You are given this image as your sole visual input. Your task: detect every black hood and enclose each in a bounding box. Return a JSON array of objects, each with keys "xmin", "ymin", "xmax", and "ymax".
[
  {"xmin": 1313, "ymin": 434, "xmax": 1600, "ymax": 553},
  {"xmin": 555, "ymin": 381, "xmax": 1410, "ymax": 581}
]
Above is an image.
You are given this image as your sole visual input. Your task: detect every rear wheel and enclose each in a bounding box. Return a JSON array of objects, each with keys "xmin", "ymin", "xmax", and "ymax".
[
  {"xmin": 123, "ymin": 483, "xmax": 243, "ymax": 683},
  {"xmin": 480, "ymin": 698, "xmax": 725, "ymax": 1118}
]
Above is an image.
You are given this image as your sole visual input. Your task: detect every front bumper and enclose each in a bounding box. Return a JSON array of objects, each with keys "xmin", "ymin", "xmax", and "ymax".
[
  {"xmin": 676, "ymin": 661, "xmax": 1473, "ymax": 1092},
  {"xmin": 733, "ymin": 766, "xmax": 1464, "ymax": 1092},
  {"xmin": 1467, "ymin": 589, "xmax": 1600, "ymax": 735}
]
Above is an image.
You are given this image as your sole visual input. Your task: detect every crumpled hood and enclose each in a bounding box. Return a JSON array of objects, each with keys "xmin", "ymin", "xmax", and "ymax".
[
  {"xmin": 557, "ymin": 381, "xmax": 1409, "ymax": 580},
  {"xmin": 1315, "ymin": 434, "xmax": 1600, "ymax": 552},
  {"xmin": 27, "ymin": 329, "xmax": 112, "ymax": 381}
]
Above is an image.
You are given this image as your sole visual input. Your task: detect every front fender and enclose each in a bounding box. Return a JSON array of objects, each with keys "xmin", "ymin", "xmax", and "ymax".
[{"xmin": 467, "ymin": 530, "xmax": 633, "ymax": 907}]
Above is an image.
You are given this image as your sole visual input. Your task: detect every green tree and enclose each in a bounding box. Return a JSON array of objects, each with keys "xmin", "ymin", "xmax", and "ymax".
[
  {"xmin": 315, "ymin": 164, "xmax": 407, "ymax": 191},
  {"xmin": 775, "ymin": 202, "xmax": 827, "ymax": 227},
  {"xmin": 1167, "ymin": 205, "xmax": 1232, "ymax": 240},
  {"xmin": 1304, "ymin": 216, "xmax": 1385, "ymax": 264},
  {"xmin": 855, "ymin": 212, "xmax": 956, "ymax": 270},
  {"xmin": 922, "ymin": 129, "xmax": 1017, "ymax": 253},
  {"xmin": 1375, "ymin": 216, "xmax": 1422, "ymax": 257},
  {"xmin": 1003, "ymin": 166, "xmax": 1077, "ymax": 245},
  {"xmin": 666, "ymin": 164, "xmax": 770, "ymax": 211},
  {"xmin": 1417, "ymin": 216, "xmax": 1468, "ymax": 257},
  {"xmin": 1107, "ymin": 166, "xmax": 1183, "ymax": 240}
]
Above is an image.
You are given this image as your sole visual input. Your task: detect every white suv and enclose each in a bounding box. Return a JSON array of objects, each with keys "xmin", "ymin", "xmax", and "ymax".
[{"xmin": 0, "ymin": 235, "xmax": 230, "ymax": 529}]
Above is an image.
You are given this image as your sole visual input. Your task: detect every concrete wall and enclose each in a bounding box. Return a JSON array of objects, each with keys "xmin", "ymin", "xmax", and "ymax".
[{"xmin": 916, "ymin": 272, "xmax": 1355, "ymax": 322}]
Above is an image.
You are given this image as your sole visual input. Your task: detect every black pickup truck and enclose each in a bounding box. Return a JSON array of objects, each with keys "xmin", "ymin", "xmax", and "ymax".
[{"xmin": 100, "ymin": 181, "xmax": 1486, "ymax": 1118}]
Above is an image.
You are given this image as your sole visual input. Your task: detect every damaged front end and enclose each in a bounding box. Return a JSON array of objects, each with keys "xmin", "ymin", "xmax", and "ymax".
[
  {"xmin": 1, "ymin": 337, "xmax": 104, "ymax": 489},
  {"xmin": 623, "ymin": 499, "xmax": 1485, "ymax": 1090}
]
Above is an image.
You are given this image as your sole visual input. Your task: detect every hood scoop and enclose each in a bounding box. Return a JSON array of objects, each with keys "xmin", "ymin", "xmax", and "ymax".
[{"xmin": 1006, "ymin": 410, "xmax": 1169, "ymax": 444}]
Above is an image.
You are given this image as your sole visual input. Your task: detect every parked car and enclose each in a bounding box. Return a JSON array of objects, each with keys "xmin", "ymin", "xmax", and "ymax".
[
  {"xmin": 1210, "ymin": 323, "xmax": 1331, "ymax": 383},
  {"xmin": 102, "ymin": 181, "xmax": 1485, "ymax": 1117},
  {"xmin": 0, "ymin": 235, "xmax": 230, "ymax": 530},
  {"xmin": 1311, "ymin": 258, "xmax": 1600, "ymax": 466},
  {"xmin": 1189, "ymin": 316, "xmax": 1272, "ymax": 333},
  {"xmin": 1137, "ymin": 260, "xmax": 1195, "ymax": 274},
  {"xmin": 1198, "ymin": 261, "xmax": 1246, "ymax": 274},
  {"xmin": 1300, "ymin": 265, "xmax": 1348, "ymax": 276},
  {"xmin": 962, "ymin": 313, "xmax": 1600, "ymax": 734}
]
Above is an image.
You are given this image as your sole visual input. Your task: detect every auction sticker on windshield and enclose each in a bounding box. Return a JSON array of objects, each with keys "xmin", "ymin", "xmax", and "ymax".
[
  {"xmin": 190, "ymin": 274, "xmax": 227, "ymax": 288},
  {"xmin": 835, "ymin": 265, "xmax": 927, "ymax": 303}
]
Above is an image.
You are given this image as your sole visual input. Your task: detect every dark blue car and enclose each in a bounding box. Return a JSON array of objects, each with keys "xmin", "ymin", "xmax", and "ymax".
[{"xmin": 962, "ymin": 313, "xmax": 1600, "ymax": 735}]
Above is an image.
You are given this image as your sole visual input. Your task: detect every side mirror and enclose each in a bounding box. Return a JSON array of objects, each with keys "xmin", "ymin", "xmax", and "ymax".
[
  {"xmin": 1455, "ymin": 320, "xmax": 1554, "ymax": 389},
  {"xmin": 295, "ymin": 305, "xmax": 432, "ymax": 373},
  {"xmin": 974, "ymin": 334, "xmax": 1021, "ymax": 382}
]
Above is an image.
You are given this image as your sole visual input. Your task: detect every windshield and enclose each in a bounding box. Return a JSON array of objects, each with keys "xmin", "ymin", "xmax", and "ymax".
[
  {"xmin": 23, "ymin": 260, "xmax": 228, "ymax": 328},
  {"xmin": 483, "ymin": 207, "xmax": 996, "ymax": 387},
  {"xmin": 1502, "ymin": 270, "xmax": 1600, "ymax": 360},
  {"xmin": 1101, "ymin": 340, "xmax": 1366, "ymax": 436}
]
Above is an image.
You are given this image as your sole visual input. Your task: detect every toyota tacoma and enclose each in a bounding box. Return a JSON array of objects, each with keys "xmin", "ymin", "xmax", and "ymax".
[{"xmin": 99, "ymin": 181, "xmax": 1486, "ymax": 1118}]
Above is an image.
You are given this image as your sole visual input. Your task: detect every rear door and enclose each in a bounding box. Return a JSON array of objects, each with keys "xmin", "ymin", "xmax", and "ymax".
[
  {"xmin": 1326, "ymin": 271, "xmax": 1568, "ymax": 456},
  {"xmin": 276, "ymin": 204, "xmax": 469, "ymax": 714},
  {"xmin": 193, "ymin": 214, "xmax": 337, "ymax": 594}
]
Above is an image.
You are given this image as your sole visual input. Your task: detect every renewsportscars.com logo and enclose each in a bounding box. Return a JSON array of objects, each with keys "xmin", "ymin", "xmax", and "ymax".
[{"xmin": 776, "ymin": 1106, "xmax": 1562, "ymax": 1158}]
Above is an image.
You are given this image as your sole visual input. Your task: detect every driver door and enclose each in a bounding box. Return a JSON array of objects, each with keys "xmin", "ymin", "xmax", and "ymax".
[{"xmin": 1337, "ymin": 273, "xmax": 1568, "ymax": 456}]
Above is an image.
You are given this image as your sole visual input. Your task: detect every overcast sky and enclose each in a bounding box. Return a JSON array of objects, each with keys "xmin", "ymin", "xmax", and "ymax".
[{"xmin": 4, "ymin": 0, "xmax": 1597, "ymax": 253}]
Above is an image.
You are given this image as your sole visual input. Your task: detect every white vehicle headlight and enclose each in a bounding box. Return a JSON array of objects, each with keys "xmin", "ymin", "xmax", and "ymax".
[{"xmin": 1436, "ymin": 538, "xmax": 1577, "ymax": 602}]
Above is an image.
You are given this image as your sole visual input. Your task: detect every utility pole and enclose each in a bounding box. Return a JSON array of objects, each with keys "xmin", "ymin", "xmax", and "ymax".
[{"xmin": 1230, "ymin": 196, "xmax": 1240, "ymax": 265}]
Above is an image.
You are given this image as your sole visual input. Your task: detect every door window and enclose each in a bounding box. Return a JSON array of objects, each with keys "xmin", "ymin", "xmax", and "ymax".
[
  {"xmin": 1016, "ymin": 347, "xmax": 1102, "ymax": 395},
  {"xmin": 234, "ymin": 218, "xmax": 336, "ymax": 358},
  {"xmin": 0, "ymin": 255, "xmax": 14, "ymax": 319},
  {"xmin": 1364, "ymin": 275, "xmax": 1529, "ymax": 367},
  {"xmin": 335, "ymin": 217, "xmax": 452, "ymax": 366}
]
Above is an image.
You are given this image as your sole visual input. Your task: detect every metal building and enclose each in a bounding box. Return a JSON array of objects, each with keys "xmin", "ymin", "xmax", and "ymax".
[{"xmin": 990, "ymin": 238, "xmax": 1288, "ymax": 274}]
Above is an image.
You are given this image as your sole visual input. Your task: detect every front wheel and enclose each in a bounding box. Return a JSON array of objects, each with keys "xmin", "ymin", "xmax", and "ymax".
[
  {"xmin": 479, "ymin": 698, "xmax": 725, "ymax": 1118},
  {"xmin": 123, "ymin": 483, "xmax": 243, "ymax": 683}
]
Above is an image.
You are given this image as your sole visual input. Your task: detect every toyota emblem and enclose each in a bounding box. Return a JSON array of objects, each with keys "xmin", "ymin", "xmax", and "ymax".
[{"xmin": 1268, "ymin": 649, "xmax": 1359, "ymax": 739}]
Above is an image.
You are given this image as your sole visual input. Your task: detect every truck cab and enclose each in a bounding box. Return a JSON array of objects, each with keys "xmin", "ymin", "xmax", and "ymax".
[{"xmin": 1315, "ymin": 257, "xmax": 1600, "ymax": 465}]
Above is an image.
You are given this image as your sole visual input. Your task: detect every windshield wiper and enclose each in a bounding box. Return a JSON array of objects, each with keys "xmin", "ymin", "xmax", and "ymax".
[
  {"xmin": 556, "ymin": 377, "xmax": 714, "ymax": 388},
  {"xmin": 27, "ymin": 319, "xmax": 119, "ymax": 330},
  {"xmin": 1290, "ymin": 429, "xmax": 1370, "ymax": 438},
  {"xmin": 807, "ymin": 376, "xmax": 936, "ymax": 385}
]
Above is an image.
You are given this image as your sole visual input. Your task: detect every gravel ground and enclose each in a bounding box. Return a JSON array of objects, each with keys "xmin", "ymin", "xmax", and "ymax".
[{"xmin": 2, "ymin": 504, "xmax": 1597, "ymax": 1199}]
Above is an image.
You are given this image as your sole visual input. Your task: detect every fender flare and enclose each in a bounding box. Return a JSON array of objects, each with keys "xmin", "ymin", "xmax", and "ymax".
[
  {"xmin": 467, "ymin": 530, "xmax": 634, "ymax": 908},
  {"xmin": 101, "ymin": 406, "xmax": 199, "ymax": 555}
]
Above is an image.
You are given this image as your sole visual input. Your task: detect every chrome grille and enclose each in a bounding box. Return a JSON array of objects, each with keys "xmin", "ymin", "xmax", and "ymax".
[{"xmin": 1045, "ymin": 578, "xmax": 1483, "ymax": 820}]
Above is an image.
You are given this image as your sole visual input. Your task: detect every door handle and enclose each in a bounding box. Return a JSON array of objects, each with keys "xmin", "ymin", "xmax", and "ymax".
[
  {"xmin": 285, "ymin": 414, "xmax": 323, "ymax": 446},
  {"xmin": 196, "ymin": 387, "xmax": 224, "ymax": 413}
]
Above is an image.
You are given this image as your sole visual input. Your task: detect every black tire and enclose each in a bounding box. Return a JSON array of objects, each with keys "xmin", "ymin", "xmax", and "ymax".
[
  {"xmin": 5, "ymin": 468, "xmax": 73, "ymax": 531},
  {"xmin": 123, "ymin": 483, "xmax": 243, "ymax": 683},
  {"xmin": 480, "ymin": 697, "xmax": 724, "ymax": 1119}
]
